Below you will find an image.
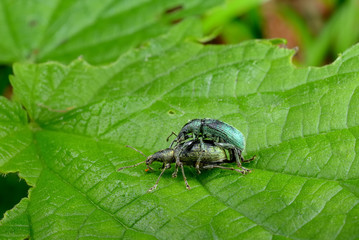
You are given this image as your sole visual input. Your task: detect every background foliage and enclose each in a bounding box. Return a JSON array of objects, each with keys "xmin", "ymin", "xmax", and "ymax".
[{"xmin": 1, "ymin": 0, "xmax": 359, "ymax": 239}]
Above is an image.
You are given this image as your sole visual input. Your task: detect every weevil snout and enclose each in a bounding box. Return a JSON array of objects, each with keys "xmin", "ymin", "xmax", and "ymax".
[{"xmin": 145, "ymin": 155, "xmax": 155, "ymax": 170}]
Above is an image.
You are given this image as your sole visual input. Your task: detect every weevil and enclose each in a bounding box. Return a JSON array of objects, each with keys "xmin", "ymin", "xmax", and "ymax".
[
  {"xmin": 118, "ymin": 140, "xmax": 255, "ymax": 192},
  {"xmin": 167, "ymin": 119, "xmax": 248, "ymax": 172}
]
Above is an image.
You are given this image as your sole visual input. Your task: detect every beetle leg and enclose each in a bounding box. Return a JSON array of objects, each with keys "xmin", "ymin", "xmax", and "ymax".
[
  {"xmin": 173, "ymin": 140, "xmax": 196, "ymax": 177},
  {"xmin": 233, "ymin": 150, "xmax": 252, "ymax": 173},
  {"xmin": 213, "ymin": 142, "xmax": 243, "ymax": 166},
  {"xmin": 172, "ymin": 149, "xmax": 182, "ymax": 178},
  {"xmin": 148, "ymin": 164, "xmax": 170, "ymax": 192},
  {"xmin": 232, "ymin": 149, "xmax": 252, "ymax": 173},
  {"xmin": 200, "ymin": 137, "xmax": 206, "ymax": 151},
  {"xmin": 160, "ymin": 163, "xmax": 165, "ymax": 169},
  {"xmin": 172, "ymin": 160, "xmax": 179, "ymax": 178},
  {"xmin": 234, "ymin": 149, "xmax": 243, "ymax": 168},
  {"xmin": 241, "ymin": 166, "xmax": 252, "ymax": 173},
  {"xmin": 175, "ymin": 146, "xmax": 183, "ymax": 165},
  {"xmin": 179, "ymin": 162, "xmax": 191, "ymax": 190},
  {"xmin": 233, "ymin": 149, "xmax": 251, "ymax": 173},
  {"xmin": 213, "ymin": 143, "xmax": 251, "ymax": 173},
  {"xmin": 172, "ymin": 165, "xmax": 179, "ymax": 178},
  {"xmin": 195, "ymin": 153, "xmax": 202, "ymax": 174},
  {"xmin": 190, "ymin": 136, "xmax": 204, "ymax": 174},
  {"xmin": 202, "ymin": 164, "xmax": 249, "ymax": 174},
  {"xmin": 194, "ymin": 134, "xmax": 205, "ymax": 152},
  {"xmin": 169, "ymin": 139, "xmax": 177, "ymax": 148},
  {"xmin": 242, "ymin": 155, "xmax": 256, "ymax": 163}
]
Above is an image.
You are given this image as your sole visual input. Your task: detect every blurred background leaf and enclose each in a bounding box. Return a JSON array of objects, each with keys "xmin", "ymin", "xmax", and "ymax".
[{"xmin": 202, "ymin": 0, "xmax": 359, "ymax": 66}]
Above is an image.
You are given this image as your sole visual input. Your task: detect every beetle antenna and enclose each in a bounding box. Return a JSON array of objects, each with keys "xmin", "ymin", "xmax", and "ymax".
[
  {"xmin": 166, "ymin": 131, "xmax": 178, "ymax": 142},
  {"xmin": 117, "ymin": 161, "xmax": 146, "ymax": 171},
  {"xmin": 126, "ymin": 145, "xmax": 147, "ymax": 158}
]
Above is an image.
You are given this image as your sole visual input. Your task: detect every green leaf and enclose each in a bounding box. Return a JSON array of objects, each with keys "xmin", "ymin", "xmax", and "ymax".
[
  {"xmin": 202, "ymin": 0, "xmax": 266, "ymax": 33},
  {"xmin": 0, "ymin": 198, "xmax": 30, "ymax": 240},
  {"xmin": 305, "ymin": 0, "xmax": 359, "ymax": 66},
  {"xmin": 1, "ymin": 21, "xmax": 359, "ymax": 239},
  {"xmin": 0, "ymin": 0, "xmax": 222, "ymax": 64}
]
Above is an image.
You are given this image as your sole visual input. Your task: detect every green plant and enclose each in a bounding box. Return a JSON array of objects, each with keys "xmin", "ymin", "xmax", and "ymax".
[
  {"xmin": 0, "ymin": 0, "xmax": 222, "ymax": 65},
  {"xmin": 1, "ymin": 18, "xmax": 359, "ymax": 239}
]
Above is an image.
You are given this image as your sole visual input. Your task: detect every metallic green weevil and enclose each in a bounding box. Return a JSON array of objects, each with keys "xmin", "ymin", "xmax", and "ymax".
[
  {"xmin": 168, "ymin": 119, "xmax": 249, "ymax": 171},
  {"xmin": 118, "ymin": 140, "xmax": 254, "ymax": 192}
]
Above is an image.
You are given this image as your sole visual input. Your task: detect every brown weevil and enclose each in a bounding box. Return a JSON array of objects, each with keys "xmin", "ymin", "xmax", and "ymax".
[{"xmin": 118, "ymin": 140, "xmax": 255, "ymax": 192}]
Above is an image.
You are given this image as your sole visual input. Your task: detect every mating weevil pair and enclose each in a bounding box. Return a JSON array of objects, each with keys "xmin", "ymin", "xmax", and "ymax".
[{"xmin": 118, "ymin": 118, "xmax": 255, "ymax": 191}]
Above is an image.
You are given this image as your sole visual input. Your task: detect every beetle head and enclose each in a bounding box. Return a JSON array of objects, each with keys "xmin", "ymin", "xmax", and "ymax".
[
  {"xmin": 176, "ymin": 119, "xmax": 202, "ymax": 142},
  {"xmin": 146, "ymin": 148, "xmax": 175, "ymax": 167}
]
